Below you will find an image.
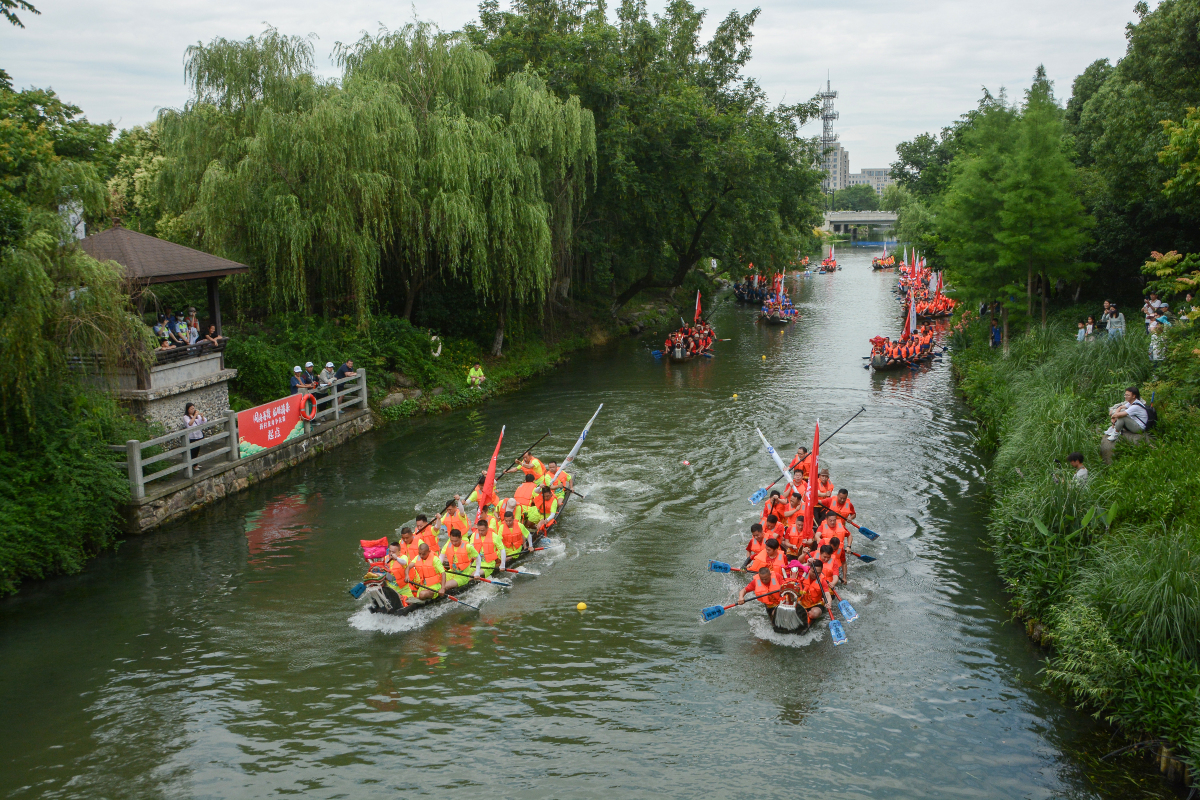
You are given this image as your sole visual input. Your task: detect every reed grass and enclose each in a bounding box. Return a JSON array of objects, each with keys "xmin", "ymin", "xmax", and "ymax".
[{"xmin": 953, "ymin": 307, "xmax": 1200, "ymax": 773}]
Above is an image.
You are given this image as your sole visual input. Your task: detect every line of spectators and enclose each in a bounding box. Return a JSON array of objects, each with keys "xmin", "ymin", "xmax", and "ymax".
[
  {"xmin": 152, "ymin": 306, "xmax": 225, "ymax": 352},
  {"xmin": 291, "ymin": 359, "xmax": 358, "ymax": 396}
]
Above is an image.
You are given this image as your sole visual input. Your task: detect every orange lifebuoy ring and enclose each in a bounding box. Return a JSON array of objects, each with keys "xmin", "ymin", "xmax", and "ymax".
[{"xmin": 299, "ymin": 393, "xmax": 317, "ymax": 421}]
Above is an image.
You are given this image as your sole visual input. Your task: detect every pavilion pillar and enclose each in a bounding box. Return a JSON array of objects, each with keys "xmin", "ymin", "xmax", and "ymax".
[{"xmin": 207, "ymin": 276, "xmax": 222, "ymax": 335}]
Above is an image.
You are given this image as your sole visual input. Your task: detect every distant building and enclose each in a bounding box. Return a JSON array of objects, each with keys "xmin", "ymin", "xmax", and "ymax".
[
  {"xmin": 846, "ymin": 167, "xmax": 895, "ymax": 196},
  {"xmin": 821, "ymin": 143, "xmax": 850, "ymax": 192}
]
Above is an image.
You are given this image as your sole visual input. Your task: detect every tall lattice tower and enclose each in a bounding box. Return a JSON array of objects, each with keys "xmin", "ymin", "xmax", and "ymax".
[{"xmin": 819, "ymin": 77, "xmax": 839, "ymax": 194}]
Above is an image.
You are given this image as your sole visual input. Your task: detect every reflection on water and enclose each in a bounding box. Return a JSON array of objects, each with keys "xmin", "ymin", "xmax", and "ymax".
[
  {"xmin": 0, "ymin": 247, "xmax": 1174, "ymax": 800},
  {"xmin": 243, "ymin": 484, "xmax": 321, "ymax": 566}
]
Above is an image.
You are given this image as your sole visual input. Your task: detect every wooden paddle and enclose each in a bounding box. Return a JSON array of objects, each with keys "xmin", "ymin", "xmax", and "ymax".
[
  {"xmin": 409, "ymin": 581, "xmax": 481, "ymax": 611},
  {"xmin": 701, "ymin": 588, "xmax": 786, "ymax": 622},
  {"xmin": 443, "ymin": 569, "xmax": 512, "ymax": 587},
  {"xmin": 750, "ymin": 406, "xmax": 866, "ymax": 503}
]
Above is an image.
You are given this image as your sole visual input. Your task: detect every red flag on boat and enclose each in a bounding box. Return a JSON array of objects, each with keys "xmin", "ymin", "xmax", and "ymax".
[
  {"xmin": 476, "ymin": 425, "xmax": 506, "ymax": 523},
  {"xmin": 694, "ymin": 290, "xmax": 702, "ymax": 322},
  {"xmin": 801, "ymin": 419, "xmax": 820, "ymax": 538}
]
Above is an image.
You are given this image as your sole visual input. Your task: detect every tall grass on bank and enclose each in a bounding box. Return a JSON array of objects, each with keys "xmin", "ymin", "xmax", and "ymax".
[{"xmin": 952, "ymin": 310, "xmax": 1199, "ymax": 772}]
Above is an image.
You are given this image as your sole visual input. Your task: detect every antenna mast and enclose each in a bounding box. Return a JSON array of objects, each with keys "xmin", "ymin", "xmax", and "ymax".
[{"xmin": 819, "ymin": 75, "xmax": 839, "ymax": 195}]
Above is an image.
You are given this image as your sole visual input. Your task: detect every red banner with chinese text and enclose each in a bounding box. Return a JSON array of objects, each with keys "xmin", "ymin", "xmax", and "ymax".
[{"xmin": 238, "ymin": 395, "xmax": 305, "ymax": 457}]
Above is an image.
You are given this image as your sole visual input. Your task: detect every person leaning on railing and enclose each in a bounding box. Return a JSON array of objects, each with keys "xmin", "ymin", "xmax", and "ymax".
[{"xmin": 183, "ymin": 402, "xmax": 207, "ymax": 461}]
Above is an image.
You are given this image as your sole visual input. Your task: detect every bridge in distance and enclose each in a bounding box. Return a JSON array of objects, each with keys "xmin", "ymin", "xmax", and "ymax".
[{"xmin": 822, "ymin": 211, "xmax": 897, "ymax": 233}]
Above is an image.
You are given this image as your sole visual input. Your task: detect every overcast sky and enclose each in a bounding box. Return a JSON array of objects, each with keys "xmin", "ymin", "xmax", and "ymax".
[{"xmin": 2, "ymin": 0, "xmax": 1139, "ymax": 169}]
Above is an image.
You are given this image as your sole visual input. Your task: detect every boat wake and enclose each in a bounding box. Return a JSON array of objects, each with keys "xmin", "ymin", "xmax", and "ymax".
[
  {"xmin": 746, "ymin": 613, "xmax": 825, "ymax": 648},
  {"xmin": 347, "ymin": 582, "xmax": 501, "ymax": 633}
]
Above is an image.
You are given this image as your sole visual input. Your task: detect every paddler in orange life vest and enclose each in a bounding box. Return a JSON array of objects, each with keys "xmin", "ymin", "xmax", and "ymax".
[
  {"xmin": 412, "ymin": 513, "xmax": 439, "ymax": 551},
  {"xmin": 742, "ymin": 523, "xmax": 766, "ymax": 569},
  {"xmin": 525, "ymin": 485, "xmax": 559, "ymax": 531},
  {"xmin": 788, "ymin": 445, "xmax": 812, "ymax": 480},
  {"xmin": 439, "ymin": 498, "xmax": 471, "ymax": 538},
  {"xmin": 797, "ymin": 561, "xmax": 834, "ymax": 624},
  {"xmin": 505, "ymin": 451, "xmax": 546, "ymax": 481},
  {"xmin": 471, "ymin": 517, "xmax": 507, "ymax": 576},
  {"xmin": 513, "ymin": 473, "xmax": 538, "ymax": 510},
  {"xmin": 813, "ymin": 544, "xmax": 840, "ymax": 589},
  {"xmin": 440, "ymin": 528, "xmax": 481, "ymax": 588},
  {"xmin": 409, "ymin": 541, "xmax": 446, "ymax": 600},
  {"xmin": 737, "ymin": 566, "xmax": 784, "ymax": 621},
  {"xmin": 747, "ymin": 537, "xmax": 786, "ymax": 580},
  {"xmin": 392, "ymin": 528, "xmax": 421, "ymax": 570},
  {"xmin": 537, "ymin": 459, "xmax": 573, "ymax": 503},
  {"xmin": 498, "ymin": 507, "xmax": 533, "ymax": 558}
]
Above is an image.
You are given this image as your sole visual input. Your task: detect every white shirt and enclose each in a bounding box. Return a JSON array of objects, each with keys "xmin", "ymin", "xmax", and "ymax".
[
  {"xmin": 184, "ymin": 413, "xmax": 207, "ymax": 441},
  {"xmin": 1125, "ymin": 400, "xmax": 1149, "ymax": 428},
  {"xmin": 1073, "ymin": 467, "xmax": 1089, "ymax": 485}
]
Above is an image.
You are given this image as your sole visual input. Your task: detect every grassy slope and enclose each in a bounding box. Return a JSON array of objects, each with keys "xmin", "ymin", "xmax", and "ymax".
[{"xmin": 951, "ymin": 308, "xmax": 1200, "ymax": 771}]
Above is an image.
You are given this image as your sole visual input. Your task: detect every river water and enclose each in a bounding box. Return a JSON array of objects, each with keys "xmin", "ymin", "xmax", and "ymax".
[{"xmin": 0, "ymin": 247, "xmax": 1173, "ymax": 799}]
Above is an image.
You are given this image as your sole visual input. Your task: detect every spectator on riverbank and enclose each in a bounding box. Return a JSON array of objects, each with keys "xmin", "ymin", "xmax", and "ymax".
[
  {"xmin": 468, "ymin": 363, "xmax": 486, "ymax": 386},
  {"xmin": 1068, "ymin": 452, "xmax": 1088, "ymax": 485},
  {"xmin": 318, "ymin": 361, "xmax": 336, "ymax": 392},
  {"xmin": 335, "ymin": 360, "xmax": 357, "ymax": 382},
  {"xmin": 152, "ymin": 314, "xmax": 172, "ymax": 348},
  {"xmin": 990, "ymin": 319, "xmax": 1001, "ymax": 348},
  {"xmin": 183, "ymin": 402, "xmax": 207, "ymax": 462},
  {"xmin": 1106, "ymin": 304, "xmax": 1126, "ymax": 338},
  {"xmin": 202, "ymin": 324, "xmax": 222, "ymax": 346},
  {"xmin": 185, "ymin": 307, "xmax": 200, "ymax": 344},
  {"xmin": 1085, "ymin": 316, "xmax": 1097, "ymax": 341},
  {"xmin": 1106, "ymin": 387, "xmax": 1149, "ymax": 440},
  {"xmin": 1076, "ymin": 321, "xmax": 1086, "ymax": 342},
  {"xmin": 290, "ymin": 366, "xmax": 306, "ymax": 395},
  {"xmin": 303, "ymin": 361, "xmax": 318, "ymax": 388}
]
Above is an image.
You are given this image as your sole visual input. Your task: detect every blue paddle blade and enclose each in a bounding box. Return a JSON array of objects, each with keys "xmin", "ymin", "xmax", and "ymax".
[
  {"xmin": 701, "ymin": 605, "xmax": 726, "ymax": 623},
  {"xmin": 349, "ymin": 582, "xmax": 366, "ymax": 599},
  {"xmin": 852, "ymin": 552, "xmax": 877, "ymax": 563},
  {"xmin": 838, "ymin": 599, "xmax": 858, "ymax": 622},
  {"xmin": 651, "ymin": 351, "xmax": 663, "ymax": 358},
  {"xmin": 749, "ymin": 488, "xmax": 768, "ymax": 504},
  {"xmin": 708, "ymin": 560, "xmax": 732, "ymax": 573},
  {"xmin": 829, "ymin": 618, "xmax": 847, "ymax": 645},
  {"xmin": 857, "ymin": 526, "xmax": 879, "ymax": 541}
]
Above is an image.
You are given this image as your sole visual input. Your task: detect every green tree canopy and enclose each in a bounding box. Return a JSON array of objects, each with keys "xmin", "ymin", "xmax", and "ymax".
[
  {"xmin": 156, "ymin": 24, "xmax": 596, "ymax": 340},
  {"xmin": 995, "ymin": 67, "xmax": 1094, "ymax": 325},
  {"xmin": 467, "ymin": 0, "xmax": 824, "ymax": 310},
  {"xmin": 832, "ymin": 183, "xmax": 879, "ymax": 211}
]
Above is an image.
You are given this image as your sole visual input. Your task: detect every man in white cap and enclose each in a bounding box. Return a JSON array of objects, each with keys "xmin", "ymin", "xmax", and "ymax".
[
  {"xmin": 290, "ymin": 365, "xmax": 305, "ymax": 395},
  {"xmin": 318, "ymin": 361, "xmax": 336, "ymax": 392},
  {"xmin": 302, "ymin": 361, "xmax": 318, "ymax": 389}
]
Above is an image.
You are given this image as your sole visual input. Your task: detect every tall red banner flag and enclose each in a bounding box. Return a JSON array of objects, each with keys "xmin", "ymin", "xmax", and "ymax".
[
  {"xmin": 801, "ymin": 420, "xmax": 820, "ymax": 539},
  {"xmin": 476, "ymin": 425, "xmax": 506, "ymax": 523},
  {"xmin": 694, "ymin": 290, "xmax": 702, "ymax": 323}
]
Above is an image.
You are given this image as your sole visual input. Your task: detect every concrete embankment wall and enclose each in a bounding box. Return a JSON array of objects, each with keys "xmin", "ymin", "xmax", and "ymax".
[{"xmin": 128, "ymin": 409, "xmax": 373, "ymax": 533}]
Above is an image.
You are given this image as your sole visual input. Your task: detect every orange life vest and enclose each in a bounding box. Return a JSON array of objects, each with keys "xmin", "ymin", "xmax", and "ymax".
[
  {"xmin": 414, "ymin": 523, "xmax": 438, "ymax": 551},
  {"xmin": 533, "ymin": 493, "xmax": 556, "ymax": 516},
  {"xmin": 514, "ymin": 482, "xmax": 536, "ymax": 507},
  {"xmin": 746, "ymin": 575, "xmax": 782, "ymax": 607},
  {"xmin": 799, "ymin": 576, "xmax": 824, "ymax": 607},
  {"xmin": 499, "ymin": 520, "xmax": 525, "ymax": 551},
  {"xmin": 474, "ymin": 529, "xmax": 499, "ymax": 563},
  {"xmin": 443, "ymin": 541, "xmax": 472, "ymax": 572},
  {"xmin": 441, "ymin": 508, "xmax": 469, "ymax": 537},
  {"xmin": 396, "ymin": 538, "xmax": 421, "ymax": 566},
  {"xmin": 410, "ymin": 553, "xmax": 443, "ymax": 589}
]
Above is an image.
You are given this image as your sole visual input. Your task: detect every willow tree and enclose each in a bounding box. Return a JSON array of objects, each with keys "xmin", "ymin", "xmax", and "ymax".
[{"xmin": 158, "ymin": 25, "xmax": 595, "ymax": 348}]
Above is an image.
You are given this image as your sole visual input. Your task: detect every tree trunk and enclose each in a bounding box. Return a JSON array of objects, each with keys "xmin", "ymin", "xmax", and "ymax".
[
  {"xmin": 610, "ymin": 252, "xmax": 699, "ymax": 314},
  {"xmin": 1073, "ymin": 283, "xmax": 1081, "ymax": 303},
  {"xmin": 491, "ymin": 308, "xmax": 505, "ymax": 357},
  {"xmin": 402, "ymin": 273, "xmax": 425, "ymax": 321},
  {"xmin": 1027, "ymin": 266, "xmax": 1033, "ymax": 318},
  {"xmin": 1040, "ymin": 271, "xmax": 1048, "ymax": 328}
]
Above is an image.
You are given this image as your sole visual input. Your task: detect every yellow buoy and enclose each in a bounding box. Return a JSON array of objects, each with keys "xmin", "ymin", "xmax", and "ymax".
[
  {"xmin": 732, "ymin": 393, "xmax": 738, "ymax": 399},
  {"xmin": 762, "ymin": 355, "xmax": 767, "ymax": 360},
  {"xmin": 577, "ymin": 602, "xmax": 587, "ymax": 611}
]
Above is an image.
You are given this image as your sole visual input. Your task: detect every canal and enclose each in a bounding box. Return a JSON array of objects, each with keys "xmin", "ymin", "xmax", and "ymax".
[{"xmin": 0, "ymin": 247, "xmax": 1171, "ymax": 799}]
